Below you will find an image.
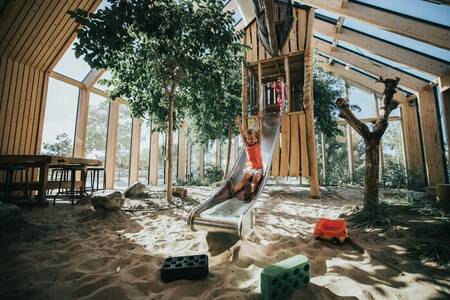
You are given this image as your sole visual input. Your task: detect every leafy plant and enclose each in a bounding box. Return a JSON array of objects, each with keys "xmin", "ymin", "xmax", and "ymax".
[{"xmin": 42, "ymin": 133, "xmax": 72, "ymax": 156}]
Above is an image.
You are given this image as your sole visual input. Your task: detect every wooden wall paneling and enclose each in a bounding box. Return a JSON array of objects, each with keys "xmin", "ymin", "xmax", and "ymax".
[
  {"xmin": 20, "ymin": 65, "xmax": 35, "ymax": 154},
  {"xmin": 284, "ymin": 56, "xmax": 291, "ymax": 112},
  {"xmin": 0, "ymin": 0, "xmax": 28, "ymax": 42},
  {"xmin": 289, "ymin": 113, "xmax": 300, "ymax": 176},
  {"xmin": 271, "ymin": 135, "xmax": 280, "ymax": 176},
  {"xmin": 7, "ymin": 62, "xmax": 25, "ymax": 153},
  {"xmin": 0, "ymin": 58, "xmax": 12, "ymax": 151},
  {"xmin": 23, "ymin": 1, "xmax": 75, "ymax": 67},
  {"xmin": 289, "ymin": 10, "xmax": 298, "ymax": 53},
  {"xmin": 178, "ymin": 123, "xmax": 187, "ymax": 181},
  {"xmin": 0, "ymin": 0, "xmax": 34, "ymax": 56},
  {"xmin": 258, "ymin": 28, "xmax": 265, "ymax": 61},
  {"xmin": 105, "ymin": 101, "xmax": 119, "ymax": 189},
  {"xmin": 149, "ymin": 130, "xmax": 159, "ymax": 186},
  {"xmin": 35, "ymin": 72, "xmax": 48, "ymax": 154},
  {"xmin": 129, "ymin": 118, "xmax": 141, "ymax": 184},
  {"xmin": 38, "ymin": 0, "xmax": 94, "ymax": 70},
  {"xmin": 1, "ymin": 60, "xmax": 18, "ymax": 154},
  {"xmin": 282, "ymin": 28, "xmax": 290, "ymax": 55},
  {"xmin": 12, "ymin": 63, "xmax": 30, "ymax": 154},
  {"xmin": 418, "ymin": 87, "xmax": 446, "ymax": 186},
  {"xmin": 7, "ymin": 0, "xmax": 51, "ymax": 61},
  {"xmin": 16, "ymin": 0, "xmax": 66, "ymax": 64},
  {"xmin": 299, "ymin": 112, "xmax": 309, "ymax": 177},
  {"xmin": 279, "ymin": 113, "xmax": 290, "ymax": 176},
  {"xmin": 244, "ymin": 30, "xmax": 250, "ymax": 62},
  {"xmin": 297, "ymin": 9, "xmax": 307, "ymax": 52}
]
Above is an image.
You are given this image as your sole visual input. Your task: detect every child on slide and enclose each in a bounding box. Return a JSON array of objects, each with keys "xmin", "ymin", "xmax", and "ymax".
[{"xmin": 226, "ymin": 111, "xmax": 264, "ymax": 201}]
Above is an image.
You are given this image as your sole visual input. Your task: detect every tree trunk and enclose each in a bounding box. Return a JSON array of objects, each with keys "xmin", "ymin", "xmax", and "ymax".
[
  {"xmin": 166, "ymin": 94, "xmax": 174, "ymax": 204},
  {"xmin": 364, "ymin": 137, "xmax": 380, "ymax": 210},
  {"xmin": 223, "ymin": 121, "xmax": 232, "ymax": 180}
]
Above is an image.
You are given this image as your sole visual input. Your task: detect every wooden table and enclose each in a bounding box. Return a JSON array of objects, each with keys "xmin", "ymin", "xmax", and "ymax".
[{"xmin": 0, "ymin": 155, "xmax": 102, "ymax": 204}]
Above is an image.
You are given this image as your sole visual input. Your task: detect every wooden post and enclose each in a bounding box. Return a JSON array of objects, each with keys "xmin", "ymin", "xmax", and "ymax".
[
  {"xmin": 199, "ymin": 145, "xmax": 204, "ymax": 177},
  {"xmin": 105, "ymin": 101, "xmax": 119, "ymax": 189},
  {"xmin": 400, "ymin": 101, "xmax": 425, "ymax": 187},
  {"xmin": 303, "ymin": 8, "xmax": 320, "ymax": 198},
  {"xmin": 418, "ymin": 87, "xmax": 446, "ymax": 186},
  {"xmin": 215, "ymin": 140, "xmax": 221, "ymax": 167},
  {"xmin": 186, "ymin": 141, "xmax": 192, "ymax": 177},
  {"xmin": 129, "ymin": 118, "xmax": 141, "ymax": 184},
  {"xmin": 321, "ymin": 133, "xmax": 327, "ymax": 185},
  {"xmin": 73, "ymin": 88, "xmax": 90, "ymax": 157},
  {"xmin": 178, "ymin": 122, "xmax": 187, "ymax": 181},
  {"xmin": 442, "ymin": 90, "xmax": 450, "ymax": 166},
  {"xmin": 242, "ymin": 64, "xmax": 248, "ymax": 130},
  {"xmin": 284, "ymin": 56, "xmax": 291, "ymax": 112},
  {"xmin": 258, "ymin": 62, "xmax": 263, "ymax": 112},
  {"xmin": 149, "ymin": 129, "xmax": 159, "ymax": 186}
]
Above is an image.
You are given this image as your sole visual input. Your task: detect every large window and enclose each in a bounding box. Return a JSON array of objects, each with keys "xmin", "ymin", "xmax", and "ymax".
[
  {"xmin": 348, "ymin": 86, "xmax": 375, "ymax": 119},
  {"xmin": 53, "ymin": 40, "xmax": 91, "ymax": 81},
  {"xmin": 139, "ymin": 121, "xmax": 151, "ymax": 185},
  {"xmin": 114, "ymin": 105, "xmax": 132, "ymax": 189},
  {"xmin": 85, "ymin": 93, "xmax": 109, "ymax": 161},
  {"xmin": 41, "ymin": 78, "xmax": 79, "ymax": 156}
]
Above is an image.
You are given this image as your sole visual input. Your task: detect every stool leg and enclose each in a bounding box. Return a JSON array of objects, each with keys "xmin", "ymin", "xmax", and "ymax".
[
  {"xmin": 54, "ymin": 170, "xmax": 63, "ymax": 206},
  {"xmin": 70, "ymin": 170, "xmax": 75, "ymax": 206}
]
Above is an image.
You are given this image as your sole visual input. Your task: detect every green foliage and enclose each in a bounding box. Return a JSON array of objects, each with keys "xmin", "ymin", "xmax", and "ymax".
[
  {"xmin": 313, "ymin": 63, "xmax": 359, "ymax": 138},
  {"xmin": 178, "ymin": 164, "xmax": 223, "ymax": 186},
  {"xmin": 42, "ymin": 133, "xmax": 72, "ymax": 156}
]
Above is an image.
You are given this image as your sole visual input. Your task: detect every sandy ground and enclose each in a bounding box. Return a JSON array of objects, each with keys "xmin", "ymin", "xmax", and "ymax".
[{"xmin": 0, "ymin": 185, "xmax": 449, "ymax": 300}]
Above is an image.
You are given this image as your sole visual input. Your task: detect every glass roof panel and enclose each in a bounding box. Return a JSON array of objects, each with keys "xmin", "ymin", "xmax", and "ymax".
[
  {"xmin": 53, "ymin": 39, "xmax": 92, "ymax": 81},
  {"xmin": 94, "ymin": 70, "xmax": 113, "ymax": 90},
  {"xmin": 354, "ymin": 0, "xmax": 450, "ymax": 27}
]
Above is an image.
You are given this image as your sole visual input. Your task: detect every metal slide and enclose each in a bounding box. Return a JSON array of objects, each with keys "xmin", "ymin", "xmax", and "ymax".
[{"xmin": 188, "ymin": 112, "xmax": 281, "ymax": 239}]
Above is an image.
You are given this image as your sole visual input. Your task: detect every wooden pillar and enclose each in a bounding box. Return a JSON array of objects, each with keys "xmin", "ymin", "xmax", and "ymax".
[
  {"xmin": 105, "ymin": 101, "xmax": 119, "ymax": 189},
  {"xmin": 178, "ymin": 122, "xmax": 187, "ymax": 181},
  {"xmin": 242, "ymin": 64, "xmax": 248, "ymax": 130},
  {"xmin": 258, "ymin": 62, "xmax": 263, "ymax": 112},
  {"xmin": 418, "ymin": 87, "xmax": 446, "ymax": 186},
  {"xmin": 400, "ymin": 101, "xmax": 425, "ymax": 187},
  {"xmin": 73, "ymin": 88, "xmax": 90, "ymax": 157},
  {"xmin": 321, "ymin": 133, "xmax": 327, "ymax": 185},
  {"xmin": 284, "ymin": 56, "xmax": 291, "ymax": 112},
  {"xmin": 198, "ymin": 145, "xmax": 204, "ymax": 177},
  {"xmin": 186, "ymin": 141, "xmax": 192, "ymax": 176},
  {"xmin": 129, "ymin": 118, "xmax": 141, "ymax": 184},
  {"xmin": 303, "ymin": 8, "xmax": 320, "ymax": 198},
  {"xmin": 442, "ymin": 90, "xmax": 450, "ymax": 166},
  {"xmin": 149, "ymin": 130, "xmax": 159, "ymax": 186}
]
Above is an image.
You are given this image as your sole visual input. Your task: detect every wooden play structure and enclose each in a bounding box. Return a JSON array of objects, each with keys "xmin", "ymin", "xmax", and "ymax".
[{"xmin": 241, "ymin": 4, "xmax": 320, "ymax": 197}]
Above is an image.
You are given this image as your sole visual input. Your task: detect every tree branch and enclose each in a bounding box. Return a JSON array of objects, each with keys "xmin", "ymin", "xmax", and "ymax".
[
  {"xmin": 373, "ymin": 77, "xmax": 400, "ymax": 137},
  {"xmin": 336, "ymin": 97, "xmax": 371, "ymax": 139}
]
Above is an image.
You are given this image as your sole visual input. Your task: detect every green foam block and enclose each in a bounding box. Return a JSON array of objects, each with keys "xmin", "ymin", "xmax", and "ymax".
[{"xmin": 261, "ymin": 255, "xmax": 310, "ymax": 300}]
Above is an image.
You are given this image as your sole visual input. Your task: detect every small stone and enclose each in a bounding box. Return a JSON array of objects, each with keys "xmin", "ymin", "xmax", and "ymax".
[
  {"xmin": 91, "ymin": 190, "xmax": 125, "ymax": 211},
  {"xmin": 124, "ymin": 182, "xmax": 150, "ymax": 198}
]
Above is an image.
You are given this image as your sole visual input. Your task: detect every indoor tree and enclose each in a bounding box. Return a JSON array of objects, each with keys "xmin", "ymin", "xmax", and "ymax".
[
  {"xmin": 70, "ymin": 0, "xmax": 243, "ymax": 202},
  {"xmin": 335, "ymin": 77, "xmax": 400, "ymax": 210}
]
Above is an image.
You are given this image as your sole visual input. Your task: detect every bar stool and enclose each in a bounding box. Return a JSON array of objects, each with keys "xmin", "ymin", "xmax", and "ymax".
[
  {"xmin": 86, "ymin": 166, "xmax": 106, "ymax": 194},
  {"xmin": 53, "ymin": 165, "xmax": 87, "ymax": 206},
  {"xmin": 0, "ymin": 165, "xmax": 31, "ymax": 210}
]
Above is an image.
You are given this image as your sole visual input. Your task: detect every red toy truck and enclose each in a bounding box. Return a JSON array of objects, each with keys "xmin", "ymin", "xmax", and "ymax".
[{"xmin": 314, "ymin": 218, "xmax": 348, "ymax": 244}]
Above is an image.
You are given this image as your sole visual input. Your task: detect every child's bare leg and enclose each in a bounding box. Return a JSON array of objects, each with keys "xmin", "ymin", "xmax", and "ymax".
[
  {"xmin": 234, "ymin": 173, "xmax": 253, "ymax": 194},
  {"xmin": 251, "ymin": 173, "xmax": 262, "ymax": 193}
]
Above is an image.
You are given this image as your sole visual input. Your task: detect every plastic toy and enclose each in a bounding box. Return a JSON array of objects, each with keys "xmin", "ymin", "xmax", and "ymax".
[
  {"xmin": 261, "ymin": 255, "xmax": 310, "ymax": 300},
  {"xmin": 160, "ymin": 254, "xmax": 208, "ymax": 283},
  {"xmin": 314, "ymin": 218, "xmax": 348, "ymax": 244}
]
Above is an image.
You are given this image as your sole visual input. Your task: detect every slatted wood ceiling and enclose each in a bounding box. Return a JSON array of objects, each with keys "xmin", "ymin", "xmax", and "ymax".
[{"xmin": 0, "ymin": 0, "xmax": 101, "ymax": 155}]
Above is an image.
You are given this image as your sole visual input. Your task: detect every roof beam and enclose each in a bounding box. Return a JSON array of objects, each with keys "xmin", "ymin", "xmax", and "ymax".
[
  {"xmin": 317, "ymin": 59, "xmax": 409, "ymax": 103},
  {"xmin": 82, "ymin": 68, "xmax": 104, "ymax": 88},
  {"xmin": 314, "ymin": 17, "xmax": 450, "ymax": 77},
  {"xmin": 299, "ymin": 0, "xmax": 450, "ymax": 50},
  {"xmin": 440, "ymin": 71, "xmax": 450, "ymax": 92},
  {"xmin": 314, "ymin": 38, "xmax": 428, "ymax": 91}
]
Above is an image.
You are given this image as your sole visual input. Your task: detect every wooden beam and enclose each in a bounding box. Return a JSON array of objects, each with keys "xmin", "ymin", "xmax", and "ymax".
[
  {"xmin": 49, "ymin": 70, "xmax": 85, "ymax": 89},
  {"xmin": 440, "ymin": 72, "xmax": 450, "ymax": 92},
  {"xmin": 83, "ymin": 68, "xmax": 104, "ymax": 88},
  {"xmin": 258, "ymin": 61, "xmax": 263, "ymax": 112},
  {"xmin": 319, "ymin": 60, "xmax": 409, "ymax": 103},
  {"xmin": 301, "ymin": 0, "xmax": 450, "ymax": 50},
  {"xmin": 340, "ymin": 0, "xmax": 349, "ymax": 8},
  {"xmin": 198, "ymin": 145, "xmax": 204, "ymax": 177},
  {"xmin": 314, "ymin": 38, "xmax": 427, "ymax": 92},
  {"xmin": 242, "ymin": 64, "xmax": 248, "ymax": 130},
  {"xmin": 304, "ymin": 8, "xmax": 320, "ymax": 198},
  {"xmin": 215, "ymin": 140, "xmax": 221, "ymax": 167},
  {"xmin": 313, "ymin": 18, "xmax": 450, "ymax": 77},
  {"xmin": 105, "ymin": 101, "xmax": 119, "ymax": 189},
  {"xmin": 335, "ymin": 16, "xmax": 345, "ymax": 33},
  {"xmin": 284, "ymin": 56, "xmax": 291, "ymax": 112},
  {"xmin": 417, "ymin": 87, "xmax": 446, "ymax": 186},
  {"xmin": 73, "ymin": 88, "xmax": 90, "ymax": 157},
  {"xmin": 400, "ymin": 101, "xmax": 425, "ymax": 187},
  {"xmin": 129, "ymin": 118, "xmax": 141, "ymax": 184}
]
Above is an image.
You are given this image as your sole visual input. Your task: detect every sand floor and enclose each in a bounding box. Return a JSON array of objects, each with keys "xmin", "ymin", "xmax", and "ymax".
[{"xmin": 0, "ymin": 185, "xmax": 449, "ymax": 300}]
